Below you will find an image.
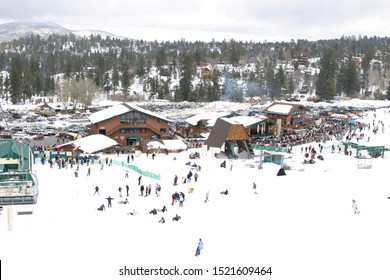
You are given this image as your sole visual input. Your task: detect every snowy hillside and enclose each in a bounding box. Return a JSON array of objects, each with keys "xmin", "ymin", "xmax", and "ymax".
[{"xmin": 1, "ymin": 100, "xmax": 390, "ymax": 280}]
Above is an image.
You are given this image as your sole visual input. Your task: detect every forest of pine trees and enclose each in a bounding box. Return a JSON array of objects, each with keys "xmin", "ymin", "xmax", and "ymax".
[{"xmin": 1, "ymin": 33, "xmax": 390, "ymax": 105}]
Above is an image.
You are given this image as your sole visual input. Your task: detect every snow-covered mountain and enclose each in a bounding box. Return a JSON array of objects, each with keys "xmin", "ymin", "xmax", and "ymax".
[{"xmin": 0, "ymin": 21, "xmax": 122, "ymax": 42}]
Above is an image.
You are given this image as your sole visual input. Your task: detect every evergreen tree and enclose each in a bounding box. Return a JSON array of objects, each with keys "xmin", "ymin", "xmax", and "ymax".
[
  {"xmin": 0, "ymin": 75, "xmax": 3, "ymax": 98},
  {"xmin": 207, "ymin": 70, "xmax": 221, "ymax": 101},
  {"xmin": 337, "ymin": 56, "xmax": 360, "ymax": 97},
  {"xmin": 122, "ymin": 69, "xmax": 130, "ymax": 95},
  {"xmin": 136, "ymin": 55, "xmax": 146, "ymax": 77},
  {"xmin": 9, "ymin": 55, "xmax": 23, "ymax": 104},
  {"xmin": 360, "ymin": 44, "xmax": 375, "ymax": 94},
  {"xmin": 179, "ymin": 52, "xmax": 194, "ymax": 101},
  {"xmin": 316, "ymin": 47, "xmax": 338, "ymax": 100},
  {"xmin": 112, "ymin": 65, "xmax": 119, "ymax": 91},
  {"xmin": 287, "ymin": 76, "xmax": 295, "ymax": 95},
  {"xmin": 386, "ymin": 83, "xmax": 390, "ymax": 100}
]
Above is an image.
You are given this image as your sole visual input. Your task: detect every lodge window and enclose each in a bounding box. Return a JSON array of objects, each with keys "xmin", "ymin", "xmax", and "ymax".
[
  {"xmin": 120, "ymin": 111, "xmax": 147, "ymax": 124},
  {"xmin": 120, "ymin": 128, "xmax": 147, "ymax": 134},
  {"xmin": 160, "ymin": 128, "xmax": 166, "ymax": 133}
]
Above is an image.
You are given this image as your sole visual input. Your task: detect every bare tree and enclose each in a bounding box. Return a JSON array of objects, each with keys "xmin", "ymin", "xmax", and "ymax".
[{"xmin": 60, "ymin": 78, "xmax": 99, "ymax": 111}]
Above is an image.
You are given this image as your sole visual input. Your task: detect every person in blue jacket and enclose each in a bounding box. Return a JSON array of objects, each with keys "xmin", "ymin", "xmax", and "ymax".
[{"xmin": 195, "ymin": 238, "xmax": 203, "ymax": 256}]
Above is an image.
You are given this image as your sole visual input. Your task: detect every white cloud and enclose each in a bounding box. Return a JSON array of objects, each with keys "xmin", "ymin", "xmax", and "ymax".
[{"xmin": 1, "ymin": 0, "xmax": 390, "ymax": 42}]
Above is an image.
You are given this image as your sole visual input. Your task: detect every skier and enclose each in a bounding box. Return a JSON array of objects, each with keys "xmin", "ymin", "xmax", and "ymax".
[
  {"xmin": 204, "ymin": 191, "xmax": 209, "ymax": 203},
  {"xmin": 352, "ymin": 199, "xmax": 360, "ymax": 214},
  {"xmin": 87, "ymin": 167, "xmax": 91, "ymax": 176},
  {"xmin": 94, "ymin": 186, "xmax": 100, "ymax": 196},
  {"xmin": 194, "ymin": 172, "xmax": 199, "ymax": 182},
  {"xmin": 138, "ymin": 175, "xmax": 142, "ymax": 185},
  {"xmin": 126, "ymin": 185, "xmax": 129, "ymax": 196},
  {"xmin": 140, "ymin": 185, "xmax": 144, "ymax": 196},
  {"xmin": 195, "ymin": 238, "xmax": 203, "ymax": 256},
  {"xmin": 159, "ymin": 217, "xmax": 165, "ymax": 223},
  {"xmin": 125, "ymin": 169, "xmax": 129, "ymax": 178},
  {"xmin": 118, "ymin": 186, "xmax": 122, "ymax": 197},
  {"xmin": 253, "ymin": 182, "xmax": 257, "ymax": 194},
  {"xmin": 173, "ymin": 175, "xmax": 178, "ymax": 186}
]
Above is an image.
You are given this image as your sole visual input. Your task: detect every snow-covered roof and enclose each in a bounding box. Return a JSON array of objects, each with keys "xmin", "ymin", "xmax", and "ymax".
[
  {"xmin": 146, "ymin": 141, "xmax": 166, "ymax": 150},
  {"xmin": 185, "ymin": 112, "xmax": 231, "ymax": 126},
  {"xmin": 266, "ymin": 104, "xmax": 293, "ymax": 115},
  {"xmin": 57, "ymin": 134, "xmax": 119, "ymax": 154},
  {"xmin": 162, "ymin": 139, "xmax": 187, "ymax": 151},
  {"xmin": 229, "ymin": 115, "xmax": 268, "ymax": 127},
  {"xmin": 88, "ymin": 103, "xmax": 172, "ymax": 124}
]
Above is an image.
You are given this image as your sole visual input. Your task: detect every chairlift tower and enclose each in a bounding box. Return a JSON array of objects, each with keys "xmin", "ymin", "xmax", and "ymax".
[{"xmin": 0, "ymin": 104, "xmax": 38, "ymax": 230}]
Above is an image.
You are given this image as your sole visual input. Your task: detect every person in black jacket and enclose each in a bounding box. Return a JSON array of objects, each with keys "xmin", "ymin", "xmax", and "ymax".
[
  {"xmin": 105, "ymin": 196, "xmax": 114, "ymax": 207},
  {"xmin": 97, "ymin": 204, "xmax": 106, "ymax": 211}
]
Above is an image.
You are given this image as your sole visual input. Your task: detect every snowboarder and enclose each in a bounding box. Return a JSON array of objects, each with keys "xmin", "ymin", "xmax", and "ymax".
[
  {"xmin": 195, "ymin": 238, "xmax": 203, "ymax": 256},
  {"xmin": 105, "ymin": 196, "xmax": 114, "ymax": 207},
  {"xmin": 352, "ymin": 199, "xmax": 360, "ymax": 214},
  {"xmin": 97, "ymin": 204, "xmax": 106, "ymax": 211},
  {"xmin": 172, "ymin": 214, "xmax": 181, "ymax": 221},
  {"xmin": 220, "ymin": 189, "xmax": 229, "ymax": 195},
  {"xmin": 159, "ymin": 217, "xmax": 165, "ymax": 223}
]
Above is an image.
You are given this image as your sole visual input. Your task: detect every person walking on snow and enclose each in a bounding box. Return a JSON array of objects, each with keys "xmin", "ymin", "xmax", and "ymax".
[
  {"xmin": 195, "ymin": 238, "xmax": 204, "ymax": 256},
  {"xmin": 352, "ymin": 199, "xmax": 360, "ymax": 214}
]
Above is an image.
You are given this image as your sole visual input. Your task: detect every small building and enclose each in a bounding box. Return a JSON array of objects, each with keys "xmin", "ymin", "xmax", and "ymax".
[
  {"xmin": 182, "ymin": 111, "xmax": 233, "ymax": 138},
  {"xmin": 55, "ymin": 134, "xmax": 120, "ymax": 154},
  {"xmin": 262, "ymin": 101, "xmax": 307, "ymax": 130},
  {"xmin": 205, "ymin": 117, "xmax": 254, "ymax": 159},
  {"xmin": 228, "ymin": 115, "xmax": 274, "ymax": 137},
  {"xmin": 88, "ymin": 103, "xmax": 172, "ymax": 148}
]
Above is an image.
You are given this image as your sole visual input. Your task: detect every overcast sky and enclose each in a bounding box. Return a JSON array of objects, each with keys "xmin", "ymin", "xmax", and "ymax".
[{"xmin": 1, "ymin": 0, "xmax": 389, "ymax": 42}]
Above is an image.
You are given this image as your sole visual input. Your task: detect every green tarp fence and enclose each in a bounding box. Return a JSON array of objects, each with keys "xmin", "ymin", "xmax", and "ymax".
[
  {"xmin": 112, "ymin": 159, "xmax": 161, "ymax": 180},
  {"xmin": 252, "ymin": 145, "xmax": 288, "ymax": 153}
]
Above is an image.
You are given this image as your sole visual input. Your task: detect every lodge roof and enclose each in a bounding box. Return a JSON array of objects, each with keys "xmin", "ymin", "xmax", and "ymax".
[
  {"xmin": 88, "ymin": 103, "xmax": 172, "ymax": 124},
  {"xmin": 262, "ymin": 101, "xmax": 306, "ymax": 116}
]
